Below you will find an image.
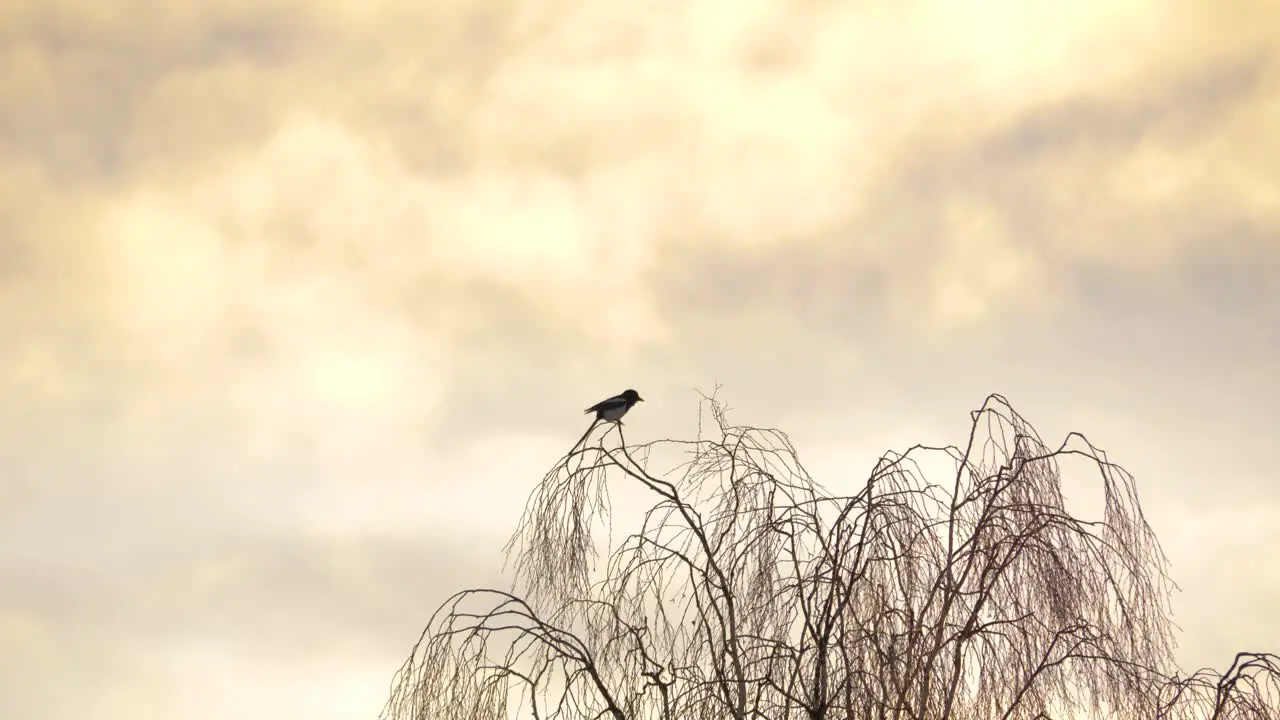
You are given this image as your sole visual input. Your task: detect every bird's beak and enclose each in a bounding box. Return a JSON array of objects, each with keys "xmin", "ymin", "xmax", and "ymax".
[{"xmin": 638, "ymin": 396, "xmax": 645, "ymax": 402}]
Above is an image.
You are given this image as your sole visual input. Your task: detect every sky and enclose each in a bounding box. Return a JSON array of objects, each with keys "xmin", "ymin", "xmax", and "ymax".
[{"xmin": 1, "ymin": 0, "xmax": 1277, "ymax": 717}]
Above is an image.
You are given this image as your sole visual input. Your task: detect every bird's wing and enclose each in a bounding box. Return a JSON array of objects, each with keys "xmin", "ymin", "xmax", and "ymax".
[{"xmin": 585, "ymin": 395, "xmax": 626, "ymax": 413}]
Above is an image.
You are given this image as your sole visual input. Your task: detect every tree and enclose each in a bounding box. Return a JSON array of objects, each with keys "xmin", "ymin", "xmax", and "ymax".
[{"xmin": 380, "ymin": 393, "xmax": 1278, "ymax": 720}]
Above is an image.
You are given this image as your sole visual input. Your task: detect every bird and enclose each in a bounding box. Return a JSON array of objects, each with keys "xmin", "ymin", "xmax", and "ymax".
[{"xmin": 585, "ymin": 388, "xmax": 644, "ymax": 425}]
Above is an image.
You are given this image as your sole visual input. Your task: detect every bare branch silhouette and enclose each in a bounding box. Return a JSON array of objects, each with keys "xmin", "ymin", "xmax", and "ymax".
[
  {"xmin": 1155, "ymin": 652, "xmax": 1280, "ymax": 720},
  {"xmin": 381, "ymin": 392, "xmax": 1278, "ymax": 720}
]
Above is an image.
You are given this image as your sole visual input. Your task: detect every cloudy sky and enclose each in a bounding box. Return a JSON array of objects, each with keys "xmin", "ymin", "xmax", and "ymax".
[{"xmin": 1, "ymin": 0, "xmax": 1277, "ymax": 717}]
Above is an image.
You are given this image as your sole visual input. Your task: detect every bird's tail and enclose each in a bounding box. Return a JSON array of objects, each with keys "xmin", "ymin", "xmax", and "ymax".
[{"xmin": 570, "ymin": 416, "xmax": 601, "ymax": 453}]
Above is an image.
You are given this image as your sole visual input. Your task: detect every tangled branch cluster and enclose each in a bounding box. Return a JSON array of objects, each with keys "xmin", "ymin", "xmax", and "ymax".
[{"xmin": 381, "ymin": 393, "xmax": 1278, "ymax": 720}]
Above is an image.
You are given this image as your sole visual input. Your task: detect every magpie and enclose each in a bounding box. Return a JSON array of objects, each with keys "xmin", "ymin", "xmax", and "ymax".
[{"xmin": 585, "ymin": 388, "xmax": 644, "ymax": 424}]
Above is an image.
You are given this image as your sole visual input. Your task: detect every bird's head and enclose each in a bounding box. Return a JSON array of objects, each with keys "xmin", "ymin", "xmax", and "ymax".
[{"xmin": 622, "ymin": 389, "xmax": 644, "ymax": 402}]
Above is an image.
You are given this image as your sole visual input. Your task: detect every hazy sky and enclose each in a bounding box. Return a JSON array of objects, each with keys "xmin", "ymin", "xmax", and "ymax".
[{"xmin": 1, "ymin": 1, "xmax": 1277, "ymax": 718}]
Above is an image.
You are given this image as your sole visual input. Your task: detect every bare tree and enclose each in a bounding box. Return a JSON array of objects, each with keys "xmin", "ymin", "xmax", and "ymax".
[{"xmin": 380, "ymin": 393, "xmax": 1278, "ymax": 720}]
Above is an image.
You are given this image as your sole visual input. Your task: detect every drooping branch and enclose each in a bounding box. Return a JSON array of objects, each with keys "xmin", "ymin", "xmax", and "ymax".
[{"xmin": 1155, "ymin": 652, "xmax": 1280, "ymax": 720}]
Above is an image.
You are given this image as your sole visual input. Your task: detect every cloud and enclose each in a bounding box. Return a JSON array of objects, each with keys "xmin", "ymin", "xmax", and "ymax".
[
  {"xmin": 0, "ymin": 533, "xmax": 455, "ymax": 720},
  {"xmin": 0, "ymin": 529, "xmax": 500, "ymax": 667}
]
